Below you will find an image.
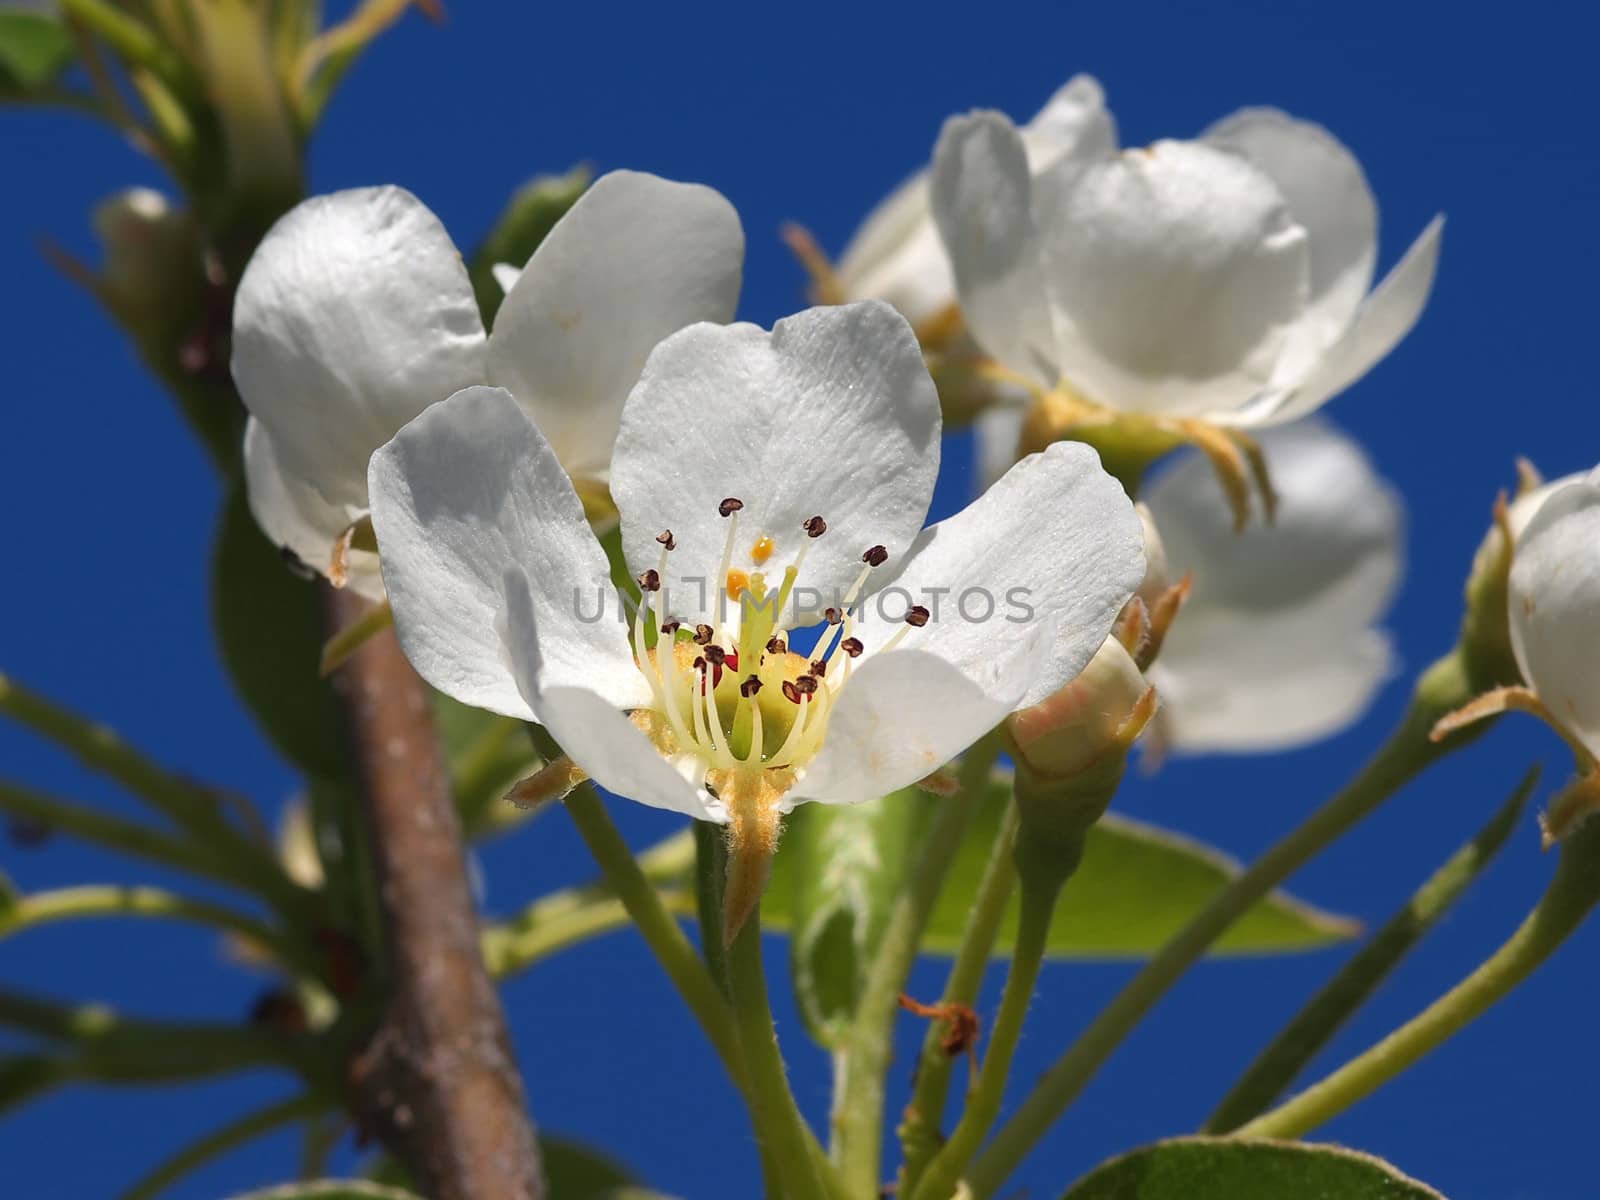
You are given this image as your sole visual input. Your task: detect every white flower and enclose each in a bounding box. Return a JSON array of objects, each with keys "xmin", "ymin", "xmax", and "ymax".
[
  {"xmin": 368, "ymin": 300, "xmax": 1145, "ymax": 829},
  {"xmin": 231, "ymin": 170, "xmax": 744, "ymax": 598},
  {"xmin": 831, "ymin": 75, "xmax": 1114, "ymax": 328},
  {"xmin": 930, "ymin": 103, "xmax": 1442, "ymax": 427},
  {"xmin": 1507, "ymin": 467, "xmax": 1600, "ymax": 762},
  {"xmin": 1141, "ymin": 421, "xmax": 1403, "ymax": 753}
]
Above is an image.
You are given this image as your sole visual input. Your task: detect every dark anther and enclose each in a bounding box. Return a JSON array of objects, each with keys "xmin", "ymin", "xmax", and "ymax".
[
  {"xmin": 803, "ymin": 515, "xmax": 828, "ymax": 538},
  {"xmin": 661, "ymin": 619, "xmax": 681, "ymax": 635},
  {"xmin": 841, "ymin": 637, "xmax": 864, "ymax": 658},
  {"xmin": 766, "ymin": 636, "xmax": 788, "ymax": 655},
  {"xmin": 638, "ymin": 569, "xmax": 661, "ymax": 592},
  {"xmin": 740, "ymin": 675, "xmax": 763, "ymax": 698},
  {"xmin": 692, "ymin": 656, "xmax": 707, "ymax": 672},
  {"xmin": 792, "ymin": 675, "xmax": 818, "ymax": 696},
  {"xmin": 693, "ymin": 623, "xmax": 714, "ymax": 645},
  {"xmin": 862, "ymin": 544, "xmax": 888, "ymax": 567},
  {"xmin": 656, "ymin": 529, "xmax": 676, "ymax": 550},
  {"xmin": 782, "ymin": 680, "xmax": 803, "ymax": 704},
  {"xmin": 824, "ymin": 607, "xmax": 843, "ymax": 625},
  {"xmin": 809, "ymin": 658, "xmax": 827, "ymax": 677},
  {"xmin": 719, "ymin": 497, "xmax": 745, "ymax": 517},
  {"xmin": 906, "ymin": 605, "xmax": 930, "ymax": 628},
  {"xmin": 705, "ymin": 644, "xmax": 727, "ymax": 667}
]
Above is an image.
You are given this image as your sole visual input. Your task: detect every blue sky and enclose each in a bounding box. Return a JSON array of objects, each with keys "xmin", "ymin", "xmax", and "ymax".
[{"xmin": 2, "ymin": 1, "xmax": 1597, "ymax": 1196}]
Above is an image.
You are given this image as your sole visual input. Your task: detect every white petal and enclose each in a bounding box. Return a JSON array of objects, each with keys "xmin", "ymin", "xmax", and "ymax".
[
  {"xmin": 1039, "ymin": 140, "xmax": 1310, "ymax": 418},
  {"xmin": 502, "ymin": 570, "xmax": 720, "ymax": 821},
  {"xmin": 488, "ymin": 170, "xmax": 744, "ymax": 482},
  {"xmin": 929, "ymin": 111, "xmax": 1060, "ymax": 385},
  {"xmin": 611, "ymin": 301, "xmax": 941, "ymax": 626},
  {"xmin": 243, "ymin": 419, "xmax": 384, "ymax": 601},
  {"xmin": 232, "ymin": 187, "xmax": 486, "ymax": 508},
  {"xmin": 1509, "ymin": 470, "xmax": 1600, "ymax": 759},
  {"xmin": 1205, "ymin": 108, "xmax": 1377, "ymax": 372},
  {"xmin": 368, "ymin": 386, "xmax": 647, "ymax": 721},
  {"xmin": 1507, "ymin": 471, "xmax": 1590, "ymax": 541},
  {"xmin": 1149, "ymin": 421, "xmax": 1403, "ymax": 752},
  {"xmin": 491, "ymin": 262, "xmax": 521, "ymax": 294},
  {"xmin": 1150, "ymin": 630, "xmax": 1395, "ymax": 754},
  {"xmin": 1243, "ymin": 216, "xmax": 1443, "ymax": 427},
  {"xmin": 1020, "ymin": 74, "xmax": 1118, "ymax": 172},
  {"xmin": 790, "ymin": 646, "xmax": 1037, "ymax": 808},
  {"xmin": 835, "ymin": 171, "xmax": 955, "ymax": 324},
  {"xmin": 852, "ymin": 441, "xmax": 1146, "ymax": 710}
]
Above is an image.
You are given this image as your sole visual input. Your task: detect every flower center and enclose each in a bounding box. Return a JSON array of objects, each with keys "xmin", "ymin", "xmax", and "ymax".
[{"xmin": 627, "ymin": 499, "xmax": 921, "ymax": 797}]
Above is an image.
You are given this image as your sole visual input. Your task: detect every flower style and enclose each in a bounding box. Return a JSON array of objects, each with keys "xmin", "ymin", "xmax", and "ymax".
[
  {"xmin": 929, "ymin": 102, "xmax": 1442, "ymax": 429},
  {"xmin": 1139, "ymin": 421, "xmax": 1403, "ymax": 754},
  {"xmin": 369, "ymin": 300, "xmax": 1145, "ymax": 925},
  {"xmin": 231, "ymin": 170, "xmax": 744, "ymax": 598}
]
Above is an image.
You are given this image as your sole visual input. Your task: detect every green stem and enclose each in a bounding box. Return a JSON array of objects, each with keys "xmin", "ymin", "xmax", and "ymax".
[
  {"xmin": 123, "ymin": 1093, "xmax": 324, "ymax": 1200},
  {"xmin": 967, "ymin": 650, "xmax": 1481, "ymax": 1196},
  {"xmin": 834, "ymin": 736, "xmax": 1001, "ymax": 1194},
  {"xmin": 1234, "ymin": 814, "xmax": 1600, "ymax": 1140},
  {"xmin": 1204, "ymin": 767, "xmax": 1534, "ymax": 1133},
  {"xmin": 898, "ymin": 800, "xmax": 1020, "ymax": 1189},
  {"xmin": 910, "ymin": 872, "xmax": 1060, "ymax": 1200},
  {"xmin": 57, "ymin": 0, "xmax": 186, "ymax": 84},
  {"xmin": 0, "ymin": 884, "xmax": 316, "ymax": 977},
  {"xmin": 562, "ymin": 784, "xmax": 748, "ymax": 1090},
  {"xmin": 728, "ymin": 913, "xmax": 832, "ymax": 1200},
  {"xmin": 0, "ymin": 673, "xmax": 269, "ymax": 847},
  {"xmin": 481, "ymin": 896, "xmax": 634, "ymax": 976},
  {"xmin": 0, "ymin": 778, "xmax": 314, "ymax": 920}
]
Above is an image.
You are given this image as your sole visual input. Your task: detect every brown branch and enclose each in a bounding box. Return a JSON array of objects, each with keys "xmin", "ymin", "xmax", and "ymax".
[{"xmin": 327, "ymin": 587, "xmax": 544, "ymax": 1199}]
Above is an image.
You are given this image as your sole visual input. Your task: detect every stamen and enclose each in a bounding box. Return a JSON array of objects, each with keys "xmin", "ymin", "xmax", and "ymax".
[
  {"xmin": 767, "ymin": 636, "xmax": 788, "ymax": 656},
  {"xmin": 638, "ymin": 569, "xmax": 660, "ymax": 592},
  {"xmin": 694, "ymin": 624, "xmax": 714, "ymax": 645},
  {"xmin": 824, "ymin": 607, "xmax": 843, "ymax": 625},
  {"xmin": 767, "ymin": 686, "xmax": 814, "ymax": 767},
  {"xmin": 656, "ymin": 529, "xmax": 676, "ymax": 550},
  {"xmin": 700, "ymin": 669, "xmax": 736, "ymax": 766},
  {"xmin": 661, "ymin": 619, "xmax": 681, "ymax": 636},
  {"xmin": 740, "ymin": 675, "xmax": 763, "ymax": 698},
  {"xmin": 792, "ymin": 675, "xmax": 818, "ymax": 696},
  {"xmin": 705, "ymin": 645, "xmax": 727, "ymax": 668},
  {"xmin": 782, "ymin": 680, "xmax": 803, "ymax": 705},
  {"xmin": 906, "ymin": 605, "xmax": 931, "ymax": 627},
  {"xmin": 840, "ymin": 637, "xmax": 863, "ymax": 658},
  {"xmin": 809, "ymin": 658, "xmax": 827, "ymax": 678},
  {"xmin": 803, "ymin": 515, "xmax": 827, "ymax": 538},
  {"xmin": 713, "ymin": 501, "xmax": 742, "ymax": 645},
  {"xmin": 862, "ymin": 545, "xmax": 888, "ymax": 567}
]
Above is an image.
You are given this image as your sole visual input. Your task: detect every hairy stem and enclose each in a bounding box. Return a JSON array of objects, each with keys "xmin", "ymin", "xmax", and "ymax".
[
  {"xmin": 967, "ymin": 651, "xmax": 1481, "ymax": 1195},
  {"xmin": 1234, "ymin": 814, "xmax": 1600, "ymax": 1140}
]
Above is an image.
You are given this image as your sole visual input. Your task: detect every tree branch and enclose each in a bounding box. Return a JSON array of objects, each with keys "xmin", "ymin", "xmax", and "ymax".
[{"xmin": 327, "ymin": 588, "xmax": 543, "ymax": 1200}]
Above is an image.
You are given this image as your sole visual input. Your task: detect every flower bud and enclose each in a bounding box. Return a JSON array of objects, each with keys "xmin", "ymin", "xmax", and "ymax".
[
  {"xmin": 1006, "ymin": 637, "xmax": 1154, "ymax": 783},
  {"xmin": 1458, "ymin": 464, "xmax": 1584, "ymax": 693},
  {"xmin": 91, "ymin": 188, "xmax": 201, "ymax": 318}
]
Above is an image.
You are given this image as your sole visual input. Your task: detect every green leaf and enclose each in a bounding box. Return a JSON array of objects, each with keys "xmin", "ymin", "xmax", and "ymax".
[
  {"xmin": 783, "ymin": 790, "xmax": 935, "ymax": 1046},
  {"xmin": 227, "ymin": 1185, "xmax": 422, "ymax": 1200},
  {"xmin": 368, "ymin": 1134, "xmax": 638, "ymax": 1198},
  {"xmin": 211, "ymin": 482, "xmax": 350, "ymax": 783},
  {"xmin": 0, "ymin": 8, "xmax": 74, "ymax": 94},
  {"xmin": 1204, "ymin": 768, "xmax": 1533, "ymax": 1132},
  {"xmin": 470, "ymin": 165, "xmax": 591, "ymax": 325},
  {"xmin": 1060, "ymin": 1137, "xmax": 1445, "ymax": 1199},
  {"xmin": 758, "ymin": 778, "xmax": 1355, "ymax": 961}
]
